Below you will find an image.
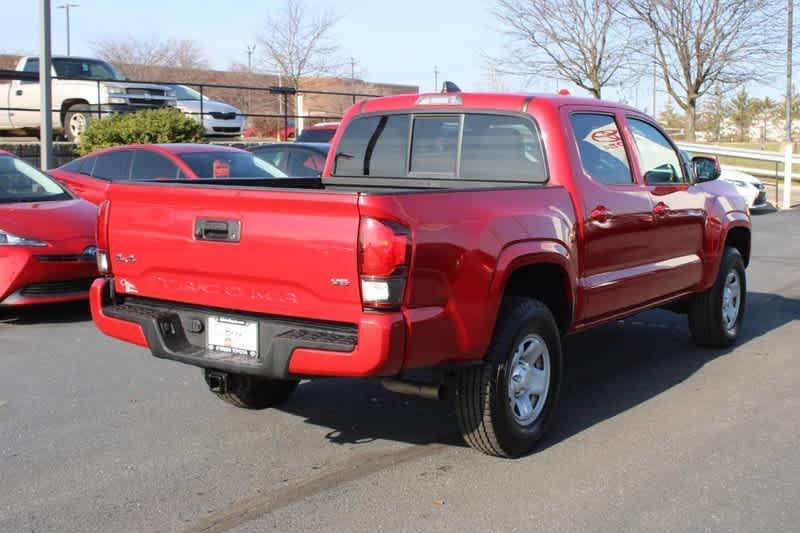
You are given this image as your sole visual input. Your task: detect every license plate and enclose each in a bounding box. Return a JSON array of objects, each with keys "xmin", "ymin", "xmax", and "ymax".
[{"xmin": 207, "ymin": 316, "xmax": 259, "ymax": 358}]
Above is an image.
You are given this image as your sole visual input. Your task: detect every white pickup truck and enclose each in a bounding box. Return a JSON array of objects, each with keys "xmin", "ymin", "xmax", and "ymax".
[{"xmin": 0, "ymin": 56, "xmax": 176, "ymax": 141}]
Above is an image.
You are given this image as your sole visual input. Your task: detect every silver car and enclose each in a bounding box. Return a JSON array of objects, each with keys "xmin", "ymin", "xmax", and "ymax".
[{"xmin": 170, "ymin": 85, "xmax": 245, "ymax": 137}]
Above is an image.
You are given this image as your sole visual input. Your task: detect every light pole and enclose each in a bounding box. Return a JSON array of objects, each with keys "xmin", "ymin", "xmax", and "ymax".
[
  {"xmin": 245, "ymin": 45, "xmax": 255, "ymax": 115},
  {"xmin": 434, "ymin": 65, "xmax": 439, "ymax": 91},
  {"xmin": 783, "ymin": 0, "xmax": 794, "ymax": 210},
  {"xmin": 40, "ymin": 0, "xmax": 53, "ymax": 170},
  {"xmin": 56, "ymin": 3, "xmax": 78, "ymax": 56}
]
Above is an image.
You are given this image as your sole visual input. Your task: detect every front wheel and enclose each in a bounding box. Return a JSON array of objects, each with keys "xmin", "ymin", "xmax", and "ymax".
[
  {"xmin": 454, "ymin": 298, "xmax": 563, "ymax": 458},
  {"xmin": 64, "ymin": 107, "xmax": 93, "ymax": 143},
  {"xmin": 688, "ymin": 247, "xmax": 747, "ymax": 347}
]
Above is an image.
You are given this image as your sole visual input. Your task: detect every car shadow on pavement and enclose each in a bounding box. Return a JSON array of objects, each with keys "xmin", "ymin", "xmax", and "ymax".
[
  {"xmin": 277, "ymin": 290, "xmax": 798, "ymax": 453},
  {"xmin": 539, "ymin": 290, "xmax": 799, "ymax": 452},
  {"xmin": 0, "ymin": 301, "xmax": 92, "ymax": 325}
]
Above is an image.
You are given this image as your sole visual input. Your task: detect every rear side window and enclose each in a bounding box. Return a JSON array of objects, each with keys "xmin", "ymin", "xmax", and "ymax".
[
  {"xmin": 92, "ymin": 151, "xmax": 132, "ymax": 181},
  {"xmin": 130, "ymin": 151, "xmax": 179, "ymax": 180},
  {"xmin": 570, "ymin": 113, "xmax": 633, "ymax": 185}
]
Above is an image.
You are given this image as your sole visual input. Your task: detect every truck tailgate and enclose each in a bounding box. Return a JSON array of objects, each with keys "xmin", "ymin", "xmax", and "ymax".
[{"xmin": 105, "ymin": 183, "xmax": 363, "ymax": 324}]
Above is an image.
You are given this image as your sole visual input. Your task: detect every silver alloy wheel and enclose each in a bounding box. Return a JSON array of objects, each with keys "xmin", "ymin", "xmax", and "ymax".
[
  {"xmin": 69, "ymin": 112, "xmax": 87, "ymax": 138},
  {"xmin": 507, "ymin": 333, "xmax": 551, "ymax": 425},
  {"xmin": 722, "ymin": 269, "xmax": 742, "ymax": 332}
]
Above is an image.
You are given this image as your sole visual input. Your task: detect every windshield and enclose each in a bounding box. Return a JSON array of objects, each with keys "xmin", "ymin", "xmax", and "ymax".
[
  {"xmin": 178, "ymin": 152, "xmax": 288, "ymax": 179},
  {"xmin": 0, "ymin": 156, "xmax": 71, "ymax": 203},
  {"xmin": 171, "ymin": 84, "xmax": 205, "ymax": 101},
  {"xmin": 52, "ymin": 58, "xmax": 126, "ymax": 81}
]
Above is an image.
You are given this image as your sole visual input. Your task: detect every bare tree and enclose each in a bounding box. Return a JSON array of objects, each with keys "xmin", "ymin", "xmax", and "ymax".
[
  {"xmin": 92, "ymin": 36, "xmax": 209, "ymax": 79},
  {"xmin": 257, "ymin": 0, "xmax": 341, "ymax": 89},
  {"xmin": 627, "ymin": 0, "xmax": 781, "ymax": 142},
  {"xmin": 491, "ymin": 0, "xmax": 635, "ymax": 98}
]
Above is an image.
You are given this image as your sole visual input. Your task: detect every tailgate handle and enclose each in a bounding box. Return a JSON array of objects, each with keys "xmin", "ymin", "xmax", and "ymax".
[{"xmin": 195, "ymin": 219, "xmax": 241, "ymax": 242}]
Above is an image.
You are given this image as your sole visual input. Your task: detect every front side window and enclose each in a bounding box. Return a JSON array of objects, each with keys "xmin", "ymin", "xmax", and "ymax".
[
  {"xmin": 570, "ymin": 113, "xmax": 633, "ymax": 185},
  {"xmin": 0, "ymin": 156, "xmax": 70, "ymax": 203},
  {"xmin": 627, "ymin": 118, "xmax": 686, "ymax": 184}
]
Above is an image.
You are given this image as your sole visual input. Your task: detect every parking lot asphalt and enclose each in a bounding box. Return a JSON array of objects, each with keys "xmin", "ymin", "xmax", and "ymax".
[{"xmin": 1, "ymin": 209, "xmax": 799, "ymax": 532}]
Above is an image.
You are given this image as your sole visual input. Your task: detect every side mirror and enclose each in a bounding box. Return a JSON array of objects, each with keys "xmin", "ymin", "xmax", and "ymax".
[{"xmin": 692, "ymin": 156, "xmax": 721, "ymax": 182}]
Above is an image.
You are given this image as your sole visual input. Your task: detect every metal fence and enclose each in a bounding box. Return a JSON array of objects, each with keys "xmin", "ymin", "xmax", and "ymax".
[
  {"xmin": 0, "ymin": 69, "xmax": 384, "ymax": 139},
  {"xmin": 678, "ymin": 142, "xmax": 798, "ymax": 208}
]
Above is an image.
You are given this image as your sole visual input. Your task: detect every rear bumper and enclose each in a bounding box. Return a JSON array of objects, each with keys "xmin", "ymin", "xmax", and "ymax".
[{"xmin": 89, "ymin": 278, "xmax": 406, "ymax": 379}]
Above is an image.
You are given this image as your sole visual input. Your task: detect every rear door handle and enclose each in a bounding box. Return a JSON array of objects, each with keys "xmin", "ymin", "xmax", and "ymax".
[
  {"xmin": 15, "ymin": 89, "xmax": 23, "ymax": 96},
  {"xmin": 653, "ymin": 202, "xmax": 669, "ymax": 217},
  {"xmin": 590, "ymin": 205, "xmax": 612, "ymax": 223}
]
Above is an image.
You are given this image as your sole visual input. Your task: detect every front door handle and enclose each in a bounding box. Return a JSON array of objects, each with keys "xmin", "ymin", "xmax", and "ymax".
[
  {"xmin": 653, "ymin": 202, "xmax": 669, "ymax": 217},
  {"xmin": 590, "ymin": 205, "xmax": 612, "ymax": 223}
]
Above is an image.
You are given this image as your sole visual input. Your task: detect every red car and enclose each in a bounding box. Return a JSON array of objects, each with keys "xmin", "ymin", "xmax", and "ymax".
[
  {"xmin": 295, "ymin": 122, "xmax": 339, "ymax": 143},
  {"xmin": 49, "ymin": 144, "xmax": 286, "ymax": 205},
  {"xmin": 90, "ymin": 90, "xmax": 750, "ymax": 457},
  {"xmin": 0, "ymin": 151, "xmax": 98, "ymax": 307}
]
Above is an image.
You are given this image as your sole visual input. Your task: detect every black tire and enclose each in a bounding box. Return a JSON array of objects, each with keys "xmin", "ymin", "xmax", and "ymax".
[
  {"xmin": 688, "ymin": 247, "xmax": 747, "ymax": 348},
  {"xmin": 204, "ymin": 370, "xmax": 299, "ymax": 410},
  {"xmin": 454, "ymin": 298, "xmax": 563, "ymax": 458},
  {"xmin": 64, "ymin": 107, "xmax": 92, "ymax": 143}
]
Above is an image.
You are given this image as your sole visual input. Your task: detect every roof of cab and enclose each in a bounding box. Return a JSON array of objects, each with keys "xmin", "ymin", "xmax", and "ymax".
[{"xmin": 358, "ymin": 91, "xmax": 641, "ymax": 115}]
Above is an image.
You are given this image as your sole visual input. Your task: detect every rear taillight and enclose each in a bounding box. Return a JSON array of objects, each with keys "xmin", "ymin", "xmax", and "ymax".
[
  {"xmin": 358, "ymin": 217, "xmax": 411, "ymax": 310},
  {"xmin": 96, "ymin": 200, "xmax": 111, "ymax": 275}
]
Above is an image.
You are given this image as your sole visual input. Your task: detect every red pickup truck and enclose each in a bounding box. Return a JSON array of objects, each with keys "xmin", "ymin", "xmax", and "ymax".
[{"xmin": 90, "ymin": 90, "xmax": 751, "ymax": 457}]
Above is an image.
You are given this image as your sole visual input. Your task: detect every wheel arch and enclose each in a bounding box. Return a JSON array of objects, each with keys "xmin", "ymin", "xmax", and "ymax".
[
  {"xmin": 724, "ymin": 224, "xmax": 751, "ymax": 267},
  {"xmin": 490, "ymin": 241, "xmax": 576, "ymax": 335},
  {"xmin": 60, "ymin": 99, "xmax": 91, "ymax": 128}
]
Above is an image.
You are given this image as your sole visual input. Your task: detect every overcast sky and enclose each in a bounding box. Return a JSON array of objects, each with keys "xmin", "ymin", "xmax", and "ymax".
[{"xmin": 2, "ymin": 0, "xmax": 792, "ymax": 115}]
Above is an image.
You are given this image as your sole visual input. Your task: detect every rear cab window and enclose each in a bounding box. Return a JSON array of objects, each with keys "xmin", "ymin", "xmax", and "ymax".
[{"xmin": 333, "ymin": 112, "xmax": 546, "ymax": 184}]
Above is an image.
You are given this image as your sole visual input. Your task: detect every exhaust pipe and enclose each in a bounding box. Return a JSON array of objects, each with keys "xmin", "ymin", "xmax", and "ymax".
[{"xmin": 381, "ymin": 378, "xmax": 443, "ymax": 401}]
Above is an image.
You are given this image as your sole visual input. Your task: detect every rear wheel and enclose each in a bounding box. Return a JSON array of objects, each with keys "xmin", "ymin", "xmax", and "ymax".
[
  {"xmin": 688, "ymin": 247, "xmax": 746, "ymax": 347},
  {"xmin": 454, "ymin": 298, "xmax": 563, "ymax": 457},
  {"xmin": 204, "ymin": 369, "xmax": 299, "ymax": 410}
]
